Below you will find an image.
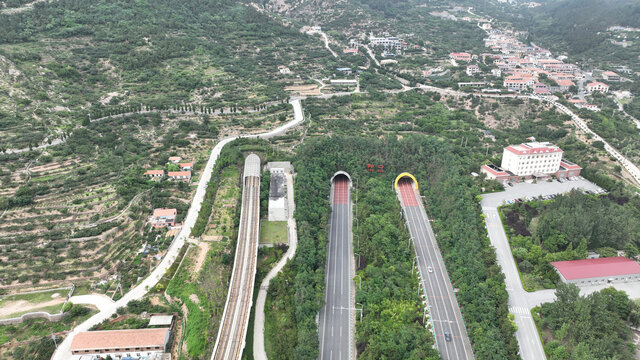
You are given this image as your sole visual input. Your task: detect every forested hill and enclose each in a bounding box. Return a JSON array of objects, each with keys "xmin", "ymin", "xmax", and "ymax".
[
  {"xmin": 0, "ymin": 0, "xmax": 335, "ymax": 148},
  {"xmin": 518, "ymin": 0, "xmax": 640, "ymax": 65}
]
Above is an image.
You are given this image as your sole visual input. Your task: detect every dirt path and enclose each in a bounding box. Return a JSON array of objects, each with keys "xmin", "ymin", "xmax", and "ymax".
[
  {"xmin": 191, "ymin": 242, "xmax": 210, "ymax": 278},
  {"xmin": 0, "ymin": 298, "xmax": 64, "ymax": 318}
]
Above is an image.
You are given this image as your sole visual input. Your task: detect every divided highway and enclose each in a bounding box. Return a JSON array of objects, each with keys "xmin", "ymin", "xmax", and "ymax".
[
  {"xmin": 396, "ymin": 177, "xmax": 474, "ymax": 360},
  {"xmin": 211, "ymin": 154, "xmax": 261, "ymax": 360},
  {"xmin": 319, "ymin": 173, "xmax": 354, "ymax": 360}
]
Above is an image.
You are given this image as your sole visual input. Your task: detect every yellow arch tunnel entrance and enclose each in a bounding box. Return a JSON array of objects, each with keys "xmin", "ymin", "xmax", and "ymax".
[{"xmin": 394, "ymin": 172, "xmax": 418, "ymax": 190}]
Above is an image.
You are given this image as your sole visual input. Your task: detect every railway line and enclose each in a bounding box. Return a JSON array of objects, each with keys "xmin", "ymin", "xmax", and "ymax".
[{"xmin": 211, "ymin": 154, "xmax": 261, "ymax": 360}]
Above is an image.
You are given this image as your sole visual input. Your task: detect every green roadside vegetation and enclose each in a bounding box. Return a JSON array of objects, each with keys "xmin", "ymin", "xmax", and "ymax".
[
  {"xmin": 265, "ymin": 134, "xmax": 519, "ymax": 359},
  {"xmin": 533, "ymin": 283, "xmax": 640, "ymax": 360},
  {"xmin": 165, "ymin": 242, "xmax": 233, "ymax": 359},
  {"xmin": 260, "ymin": 221, "xmax": 288, "ymax": 245},
  {"xmin": 242, "ymin": 245, "xmax": 287, "ymax": 360},
  {"xmin": 0, "ymin": 303, "xmax": 96, "ymax": 360},
  {"xmin": 500, "ymin": 191, "xmax": 640, "ymax": 291}
]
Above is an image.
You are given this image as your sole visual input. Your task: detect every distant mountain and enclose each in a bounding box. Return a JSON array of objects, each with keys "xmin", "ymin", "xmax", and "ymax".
[{"xmin": 520, "ymin": 0, "xmax": 640, "ymax": 58}]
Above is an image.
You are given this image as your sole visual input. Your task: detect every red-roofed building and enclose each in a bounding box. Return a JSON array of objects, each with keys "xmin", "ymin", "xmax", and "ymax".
[
  {"xmin": 151, "ymin": 208, "xmax": 177, "ymax": 228},
  {"xmin": 168, "ymin": 156, "xmax": 182, "ymax": 164},
  {"xmin": 553, "ymin": 79, "xmax": 574, "ymax": 91},
  {"xmin": 168, "ymin": 171, "xmax": 191, "ymax": 182},
  {"xmin": 144, "ymin": 169, "xmax": 164, "ymax": 180},
  {"xmin": 502, "ymin": 142, "xmax": 563, "ymax": 176},
  {"xmin": 70, "ymin": 328, "xmax": 170, "ymax": 359},
  {"xmin": 533, "ymin": 82, "xmax": 550, "ymax": 94},
  {"xmin": 449, "ymin": 52, "xmax": 472, "ymax": 62},
  {"xmin": 586, "ymin": 82, "xmax": 609, "ymax": 93},
  {"xmin": 555, "ymin": 160, "xmax": 582, "ymax": 178},
  {"xmin": 602, "ymin": 71, "xmax": 620, "ymax": 82},
  {"xmin": 179, "ymin": 162, "xmax": 193, "ymax": 171},
  {"xmin": 551, "ymin": 257, "xmax": 640, "ymax": 284},
  {"xmin": 480, "ymin": 164, "xmax": 520, "ymax": 184}
]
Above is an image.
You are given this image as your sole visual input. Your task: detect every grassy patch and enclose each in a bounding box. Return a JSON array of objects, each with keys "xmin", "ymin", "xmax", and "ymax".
[
  {"xmin": 166, "ymin": 242, "xmax": 233, "ymax": 359},
  {"xmin": 259, "ymin": 221, "xmax": 288, "ymax": 245},
  {"xmin": 0, "ymin": 304, "xmax": 96, "ymax": 347}
]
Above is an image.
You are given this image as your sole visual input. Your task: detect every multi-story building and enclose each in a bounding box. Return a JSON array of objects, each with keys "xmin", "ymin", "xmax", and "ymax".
[
  {"xmin": 449, "ymin": 52, "xmax": 472, "ymax": 62},
  {"xmin": 466, "ymin": 65, "xmax": 480, "ymax": 76},
  {"xmin": 586, "ymin": 82, "xmax": 609, "ymax": 93},
  {"xmin": 369, "ymin": 36, "xmax": 407, "ymax": 53},
  {"xmin": 501, "ymin": 141, "xmax": 563, "ymax": 176},
  {"xmin": 602, "ymin": 71, "xmax": 620, "ymax": 82}
]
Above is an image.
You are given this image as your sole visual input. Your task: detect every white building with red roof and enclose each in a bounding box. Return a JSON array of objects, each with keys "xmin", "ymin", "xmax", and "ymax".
[
  {"xmin": 168, "ymin": 156, "xmax": 182, "ymax": 164},
  {"xmin": 70, "ymin": 328, "xmax": 170, "ymax": 359},
  {"xmin": 449, "ymin": 52, "xmax": 472, "ymax": 62},
  {"xmin": 151, "ymin": 208, "xmax": 177, "ymax": 228},
  {"xmin": 586, "ymin": 82, "xmax": 609, "ymax": 93},
  {"xmin": 551, "ymin": 257, "xmax": 640, "ymax": 285},
  {"xmin": 602, "ymin": 71, "xmax": 620, "ymax": 82},
  {"xmin": 501, "ymin": 141, "xmax": 563, "ymax": 176},
  {"xmin": 179, "ymin": 162, "xmax": 193, "ymax": 171},
  {"xmin": 143, "ymin": 169, "xmax": 164, "ymax": 180},
  {"xmin": 168, "ymin": 171, "xmax": 191, "ymax": 182}
]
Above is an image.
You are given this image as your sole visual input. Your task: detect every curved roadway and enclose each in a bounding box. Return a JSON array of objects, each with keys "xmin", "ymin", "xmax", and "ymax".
[{"xmin": 51, "ymin": 100, "xmax": 304, "ymax": 360}]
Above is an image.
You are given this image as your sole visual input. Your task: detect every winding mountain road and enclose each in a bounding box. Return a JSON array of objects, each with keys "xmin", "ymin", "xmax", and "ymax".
[{"xmin": 50, "ymin": 100, "xmax": 305, "ymax": 360}]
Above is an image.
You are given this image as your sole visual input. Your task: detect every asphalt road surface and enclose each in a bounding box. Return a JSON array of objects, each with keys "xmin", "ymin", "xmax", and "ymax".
[
  {"xmin": 397, "ymin": 179, "xmax": 474, "ymax": 360},
  {"xmin": 480, "ymin": 179, "xmax": 603, "ymax": 360},
  {"xmin": 319, "ymin": 176, "xmax": 354, "ymax": 360},
  {"xmin": 51, "ymin": 100, "xmax": 304, "ymax": 360}
]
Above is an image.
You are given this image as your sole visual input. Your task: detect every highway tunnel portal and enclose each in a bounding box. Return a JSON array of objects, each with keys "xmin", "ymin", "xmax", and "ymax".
[
  {"xmin": 330, "ymin": 170, "xmax": 352, "ymax": 185},
  {"xmin": 394, "ymin": 172, "xmax": 418, "ymax": 190}
]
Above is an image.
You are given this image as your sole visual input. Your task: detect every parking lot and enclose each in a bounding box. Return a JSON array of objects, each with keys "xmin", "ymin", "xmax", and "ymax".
[{"xmin": 481, "ymin": 177, "xmax": 604, "ymax": 208}]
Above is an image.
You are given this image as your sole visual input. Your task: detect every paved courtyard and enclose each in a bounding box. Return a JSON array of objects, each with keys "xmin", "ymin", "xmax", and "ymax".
[{"xmin": 482, "ymin": 178, "xmax": 603, "ymax": 208}]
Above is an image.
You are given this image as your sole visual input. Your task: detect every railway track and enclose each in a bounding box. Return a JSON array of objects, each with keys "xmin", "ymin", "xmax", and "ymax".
[{"xmin": 212, "ymin": 155, "xmax": 261, "ymax": 360}]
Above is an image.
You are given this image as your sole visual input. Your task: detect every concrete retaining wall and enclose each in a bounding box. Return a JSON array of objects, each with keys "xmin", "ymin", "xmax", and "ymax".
[{"xmin": 0, "ymin": 311, "xmax": 67, "ymax": 325}]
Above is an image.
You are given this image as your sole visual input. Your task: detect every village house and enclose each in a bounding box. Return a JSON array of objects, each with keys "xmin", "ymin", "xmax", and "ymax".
[
  {"xmin": 586, "ymin": 82, "xmax": 609, "ymax": 93},
  {"xmin": 533, "ymin": 82, "xmax": 550, "ymax": 94},
  {"xmin": 466, "ymin": 65, "xmax": 480, "ymax": 76},
  {"xmin": 168, "ymin": 171, "xmax": 191, "ymax": 182},
  {"xmin": 553, "ymin": 79, "xmax": 574, "ymax": 92},
  {"xmin": 179, "ymin": 162, "xmax": 193, "ymax": 171},
  {"xmin": 602, "ymin": 71, "xmax": 620, "ymax": 82},
  {"xmin": 150, "ymin": 208, "xmax": 177, "ymax": 228},
  {"xmin": 144, "ymin": 169, "xmax": 164, "ymax": 180},
  {"xmin": 168, "ymin": 156, "xmax": 182, "ymax": 164},
  {"xmin": 278, "ymin": 66, "xmax": 291, "ymax": 74},
  {"xmin": 449, "ymin": 52, "xmax": 472, "ymax": 62},
  {"xmin": 504, "ymin": 74, "xmax": 535, "ymax": 91}
]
